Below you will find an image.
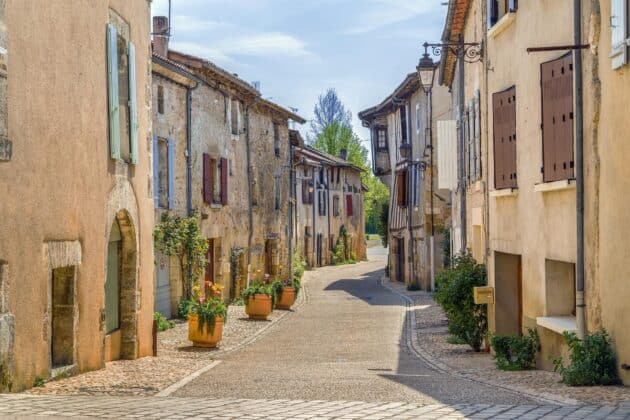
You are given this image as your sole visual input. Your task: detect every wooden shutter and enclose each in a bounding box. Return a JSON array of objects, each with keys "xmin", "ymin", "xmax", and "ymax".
[
  {"xmin": 437, "ymin": 120, "xmax": 458, "ymax": 190},
  {"xmin": 152, "ymin": 136, "xmax": 159, "ymax": 208},
  {"xmin": 400, "ymin": 106, "xmax": 408, "ymax": 143},
  {"xmin": 346, "ymin": 194, "xmax": 353, "ymax": 216},
  {"xmin": 107, "ymin": 24, "xmax": 121, "ymax": 160},
  {"xmin": 128, "ymin": 42, "xmax": 138, "ymax": 164},
  {"xmin": 220, "ymin": 157, "xmax": 228, "ymax": 205},
  {"xmin": 302, "ymin": 180, "xmax": 308, "ymax": 204},
  {"xmin": 396, "ymin": 173, "xmax": 403, "ymax": 206},
  {"xmin": 474, "ymin": 90, "xmax": 482, "ymax": 179},
  {"xmin": 493, "ymin": 86, "xmax": 517, "ymax": 189},
  {"xmin": 167, "ymin": 139, "xmax": 175, "ymax": 209},
  {"xmin": 541, "ymin": 54, "xmax": 574, "ymax": 182},
  {"xmin": 611, "ymin": 0, "xmax": 628, "ymax": 69},
  {"xmin": 203, "ymin": 153, "xmax": 212, "ymax": 204}
]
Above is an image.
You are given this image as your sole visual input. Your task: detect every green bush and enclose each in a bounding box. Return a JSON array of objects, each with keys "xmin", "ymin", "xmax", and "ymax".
[
  {"xmin": 241, "ymin": 281, "xmax": 278, "ymax": 305},
  {"xmin": 446, "ymin": 335, "xmax": 467, "ymax": 345},
  {"xmin": 491, "ymin": 329, "xmax": 539, "ymax": 370},
  {"xmin": 188, "ymin": 297, "xmax": 228, "ymax": 332},
  {"xmin": 554, "ymin": 330, "xmax": 619, "ymax": 386},
  {"xmin": 177, "ymin": 298, "xmax": 194, "ymax": 320},
  {"xmin": 434, "ymin": 252, "xmax": 487, "ymax": 351},
  {"xmin": 292, "ymin": 248, "xmax": 306, "ymax": 281},
  {"xmin": 154, "ymin": 312, "xmax": 175, "ymax": 332}
]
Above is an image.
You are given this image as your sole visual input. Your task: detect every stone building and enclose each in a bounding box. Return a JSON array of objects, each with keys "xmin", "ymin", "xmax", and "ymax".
[
  {"xmin": 291, "ymin": 139, "xmax": 367, "ymax": 268},
  {"xmin": 440, "ymin": 0, "xmax": 630, "ymax": 383},
  {"xmin": 151, "ymin": 18, "xmax": 305, "ymax": 312},
  {"xmin": 359, "ymin": 72, "xmax": 450, "ymax": 289},
  {"xmin": 0, "ymin": 0, "xmax": 154, "ymax": 390}
]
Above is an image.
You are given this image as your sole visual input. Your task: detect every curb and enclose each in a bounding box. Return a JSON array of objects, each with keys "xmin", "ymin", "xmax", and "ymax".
[
  {"xmin": 158, "ymin": 279, "xmax": 309, "ymax": 397},
  {"xmin": 380, "ymin": 277, "xmax": 581, "ymax": 406}
]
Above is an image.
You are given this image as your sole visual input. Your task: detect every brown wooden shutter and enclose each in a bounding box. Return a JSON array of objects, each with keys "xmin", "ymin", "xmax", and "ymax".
[
  {"xmin": 220, "ymin": 157, "xmax": 228, "ymax": 205},
  {"xmin": 346, "ymin": 194, "xmax": 353, "ymax": 216},
  {"xmin": 492, "ymin": 86, "xmax": 517, "ymax": 189},
  {"xmin": 541, "ymin": 54, "xmax": 574, "ymax": 182},
  {"xmin": 203, "ymin": 153, "xmax": 212, "ymax": 204},
  {"xmin": 396, "ymin": 173, "xmax": 403, "ymax": 206}
]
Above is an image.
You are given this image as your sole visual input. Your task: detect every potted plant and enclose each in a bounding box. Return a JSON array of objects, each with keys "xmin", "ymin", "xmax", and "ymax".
[
  {"xmin": 187, "ymin": 282, "xmax": 228, "ymax": 348},
  {"xmin": 242, "ymin": 278, "xmax": 275, "ymax": 320},
  {"xmin": 272, "ymin": 278, "xmax": 301, "ymax": 310}
]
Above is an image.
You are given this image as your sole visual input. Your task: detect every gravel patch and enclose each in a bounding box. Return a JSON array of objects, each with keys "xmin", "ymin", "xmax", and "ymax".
[
  {"xmin": 387, "ymin": 280, "xmax": 630, "ymax": 406},
  {"xmin": 27, "ymin": 291, "xmax": 305, "ymax": 397}
]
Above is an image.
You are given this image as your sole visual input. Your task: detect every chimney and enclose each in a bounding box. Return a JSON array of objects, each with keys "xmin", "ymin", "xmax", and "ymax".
[
  {"xmin": 153, "ymin": 16, "xmax": 169, "ymax": 57},
  {"xmin": 339, "ymin": 149, "xmax": 348, "ymax": 160}
]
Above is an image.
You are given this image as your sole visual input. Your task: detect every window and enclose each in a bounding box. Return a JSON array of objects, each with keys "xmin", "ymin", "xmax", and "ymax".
[
  {"xmin": 203, "ymin": 154, "xmax": 228, "ymax": 206},
  {"xmin": 336, "ymin": 168, "xmax": 341, "ymax": 184},
  {"xmin": 274, "ymin": 176, "xmax": 281, "ymax": 211},
  {"xmin": 157, "ymin": 85, "xmax": 164, "ymax": 114},
  {"xmin": 416, "ymin": 103, "xmax": 421, "ymax": 134},
  {"xmin": 396, "ymin": 169, "xmax": 409, "ymax": 207},
  {"xmin": 488, "ymin": 0, "xmax": 518, "ymax": 28},
  {"xmin": 611, "ymin": 0, "xmax": 628, "ymax": 69},
  {"xmin": 541, "ymin": 54, "xmax": 574, "ymax": 183},
  {"xmin": 152, "ymin": 136, "xmax": 174, "ymax": 209},
  {"xmin": 333, "ymin": 195, "xmax": 340, "ymax": 216},
  {"xmin": 273, "ymin": 123, "xmax": 281, "ymax": 157},
  {"xmin": 231, "ymin": 99, "xmax": 240, "ymax": 135},
  {"xmin": 107, "ymin": 21, "xmax": 138, "ymax": 163},
  {"xmin": 346, "ymin": 194, "xmax": 354, "ymax": 217},
  {"xmin": 376, "ymin": 127, "xmax": 387, "ymax": 151},
  {"xmin": 493, "ymin": 87, "xmax": 517, "ymax": 189},
  {"xmin": 302, "ymin": 179, "xmax": 314, "ymax": 204},
  {"xmin": 318, "ymin": 190, "xmax": 327, "ymax": 216},
  {"xmin": 399, "ymin": 105, "xmax": 408, "ymax": 144}
]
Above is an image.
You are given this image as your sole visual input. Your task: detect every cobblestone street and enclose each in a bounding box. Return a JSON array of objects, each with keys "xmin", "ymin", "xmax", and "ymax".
[{"xmin": 2, "ymin": 250, "xmax": 628, "ymax": 418}]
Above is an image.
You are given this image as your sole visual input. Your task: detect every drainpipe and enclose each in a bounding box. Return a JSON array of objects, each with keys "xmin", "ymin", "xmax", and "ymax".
[
  {"xmin": 458, "ymin": 36, "xmax": 468, "ymax": 254},
  {"xmin": 245, "ymin": 99, "xmax": 260, "ymax": 287},
  {"xmin": 574, "ymin": 0, "xmax": 586, "ymax": 340},
  {"xmin": 186, "ymin": 82, "xmax": 199, "ymax": 216},
  {"xmin": 326, "ymin": 167, "xmax": 331, "ymax": 265},
  {"xmin": 288, "ymin": 137, "xmax": 295, "ymax": 280},
  {"xmin": 312, "ymin": 167, "xmax": 317, "ymax": 266},
  {"xmin": 407, "ymin": 102, "xmax": 416, "ymax": 286},
  {"xmin": 428, "ymin": 90, "xmax": 435, "ymax": 291}
]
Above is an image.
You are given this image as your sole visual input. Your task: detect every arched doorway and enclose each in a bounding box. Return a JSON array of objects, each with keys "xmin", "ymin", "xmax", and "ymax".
[{"xmin": 104, "ymin": 210, "xmax": 138, "ymax": 361}]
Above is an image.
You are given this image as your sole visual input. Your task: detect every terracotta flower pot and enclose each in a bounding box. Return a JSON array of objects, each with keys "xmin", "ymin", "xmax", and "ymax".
[
  {"xmin": 245, "ymin": 294, "xmax": 273, "ymax": 320},
  {"xmin": 275, "ymin": 287, "xmax": 296, "ymax": 310},
  {"xmin": 188, "ymin": 314, "xmax": 224, "ymax": 348}
]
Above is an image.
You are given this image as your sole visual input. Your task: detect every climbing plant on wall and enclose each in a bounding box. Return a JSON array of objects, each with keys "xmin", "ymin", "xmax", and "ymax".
[{"xmin": 153, "ymin": 211, "xmax": 208, "ymax": 299}]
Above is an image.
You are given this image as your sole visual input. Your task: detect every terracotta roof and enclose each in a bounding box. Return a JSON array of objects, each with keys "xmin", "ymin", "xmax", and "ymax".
[
  {"xmin": 152, "ymin": 53, "xmax": 199, "ymax": 86},
  {"xmin": 438, "ymin": 0, "xmax": 471, "ymax": 87},
  {"xmin": 358, "ymin": 73, "xmax": 420, "ymax": 124},
  {"xmin": 165, "ymin": 49, "xmax": 306, "ymax": 124},
  {"xmin": 294, "ymin": 145, "xmax": 364, "ymax": 173}
]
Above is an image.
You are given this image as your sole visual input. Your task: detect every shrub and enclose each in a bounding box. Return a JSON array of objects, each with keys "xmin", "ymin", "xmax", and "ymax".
[
  {"xmin": 154, "ymin": 312, "xmax": 175, "ymax": 332},
  {"xmin": 491, "ymin": 329, "xmax": 539, "ymax": 370},
  {"xmin": 446, "ymin": 335, "xmax": 467, "ymax": 345},
  {"xmin": 554, "ymin": 330, "xmax": 619, "ymax": 386},
  {"xmin": 292, "ymin": 247, "xmax": 306, "ymax": 281},
  {"xmin": 434, "ymin": 252, "xmax": 487, "ymax": 351},
  {"xmin": 241, "ymin": 281, "xmax": 278, "ymax": 305},
  {"xmin": 177, "ymin": 298, "xmax": 194, "ymax": 319},
  {"xmin": 406, "ymin": 282, "xmax": 420, "ymax": 291}
]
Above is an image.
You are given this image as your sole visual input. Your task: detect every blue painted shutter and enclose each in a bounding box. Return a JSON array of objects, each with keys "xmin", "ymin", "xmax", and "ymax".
[
  {"xmin": 168, "ymin": 138, "xmax": 175, "ymax": 209},
  {"xmin": 107, "ymin": 24, "xmax": 121, "ymax": 160},
  {"xmin": 153, "ymin": 136, "xmax": 159, "ymax": 208},
  {"xmin": 128, "ymin": 42, "xmax": 138, "ymax": 164}
]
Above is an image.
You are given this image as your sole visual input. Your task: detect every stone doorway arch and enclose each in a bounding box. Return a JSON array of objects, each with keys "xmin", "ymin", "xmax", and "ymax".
[{"xmin": 104, "ymin": 209, "xmax": 138, "ymax": 361}]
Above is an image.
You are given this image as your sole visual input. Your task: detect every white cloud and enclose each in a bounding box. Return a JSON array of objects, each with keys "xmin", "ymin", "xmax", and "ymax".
[
  {"xmin": 218, "ymin": 33, "xmax": 313, "ymax": 58},
  {"xmin": 345, "ymin": 0, "xmax": 443, "ymax": 35},
  {"xmin": 169, "ymin": 41, "xmax": 235, "ymax": 64}
]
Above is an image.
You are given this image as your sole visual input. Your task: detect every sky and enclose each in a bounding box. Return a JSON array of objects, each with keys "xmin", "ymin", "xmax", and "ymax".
[{"xmin": 151, "ymin": 0, "xmax": 447, "ymax": 142}]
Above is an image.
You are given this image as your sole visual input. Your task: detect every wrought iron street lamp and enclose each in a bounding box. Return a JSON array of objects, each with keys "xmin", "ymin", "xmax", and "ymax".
[{"xmin": 416, "ymin": 47, "xmax": 436, "ymax": 94}]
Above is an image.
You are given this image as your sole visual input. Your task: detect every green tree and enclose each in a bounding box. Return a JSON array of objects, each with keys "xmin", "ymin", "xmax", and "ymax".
[
  {"xmin": 364, "ymin": 174, "xmax": 389, "ymax": 235},
  {"xmin": 154, "ymin": 212, "xmax": 208, "ymax": 299}
]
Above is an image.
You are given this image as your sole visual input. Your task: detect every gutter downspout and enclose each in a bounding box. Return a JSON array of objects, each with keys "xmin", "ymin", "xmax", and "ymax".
[
  {"xmin": 186, "ymin": 81, "xmax": 200, "ymax": 216},
  {"xmin": 574, "ymin": 0, "xmax": 586, "ymax": 340},
  {"xmin": 312, "ymin": 168, "xmax": 317, "ymax": 267},
  {"xmin": 288, "ymin": 134, "xmax": 295, "ymax": 281},
  {"xmin": 407, "ymin": 102, "xmax": 416, "ymax": 285},
  {"xmin": 245, "ymin": 99, "xmax": 260, "ymax": 287},
  {"xmin": 428, "ymin": 90, "xmax": 435, "ymax": 291},
  {"xmin": 327, "ymin": 167, "xmax": 331, "ymax": 265},
  {"xmin": 458, "ymin": 35, "xmax": 468, "ymax": 254}
]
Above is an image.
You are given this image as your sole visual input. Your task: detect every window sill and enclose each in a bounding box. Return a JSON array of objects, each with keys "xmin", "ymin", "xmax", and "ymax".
[
  {"xmin": 210, "ymin": 203, "xmax": 223, "ymax": 210},
  {"xmin": 488, "ymin": 12, "xmax": 516, "ymax": 39},
  {"xmin": 534, "ymin": 179, "xmax": 575, "ymax": 193},
  {"xmin": 536, "ymin": 316, "xmax": 577, "ymax": 335},
  {"xmin": 490, "ymin": 188, "xmax": 518, "ymax": 198},
  {"xmin": 231, "ymin": 134, "xmax": 240, "ymax": 141}
]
